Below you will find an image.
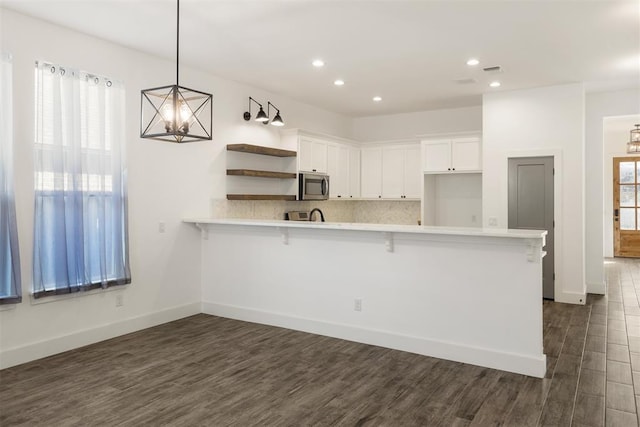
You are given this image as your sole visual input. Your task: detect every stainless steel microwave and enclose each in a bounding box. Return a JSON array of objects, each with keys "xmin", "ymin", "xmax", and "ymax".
[{"xmin": 299, "ymin": 172, "xmax": 329, "ymax": 201}]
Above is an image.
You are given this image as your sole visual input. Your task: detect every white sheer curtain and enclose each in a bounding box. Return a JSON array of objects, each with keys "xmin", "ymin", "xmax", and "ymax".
[
  {"xmin": 0, "ymin": 52, "xmax": 22, "ymax": 304},
  {"xmin": 33, "ymin": 61, "xmax": 130, "ymax": 297}
]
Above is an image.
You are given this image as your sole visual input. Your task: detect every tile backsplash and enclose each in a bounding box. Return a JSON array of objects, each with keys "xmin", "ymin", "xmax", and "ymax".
[{"xmin": 211, "ymin": 199, "xmax": 421, "ymax": 225}]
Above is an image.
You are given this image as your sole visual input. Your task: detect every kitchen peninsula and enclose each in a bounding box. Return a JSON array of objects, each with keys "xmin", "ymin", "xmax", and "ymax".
[{"xmin": 184, "ymin": 218, "xmax": 547, "ymax": 377}]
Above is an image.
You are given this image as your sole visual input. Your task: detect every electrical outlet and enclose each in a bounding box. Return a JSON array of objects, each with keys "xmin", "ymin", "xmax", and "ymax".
[
  {"xmin": 115, "ymin": 294, "xmax": 124, "ymax": 307},
  {"xmin": 488, "ymin": 217, "xmax": 498, "ymax": 227},
  {"xmin": 158, "ymin": 222, "xmax": 166, "ymax": 233},
  {"xmin": 471, "ymin": 215, "xmax": 477, "ymax": 223},
  {"xmin": 354, "ymin": 298, "xmax": 362, "ymax": 312}
]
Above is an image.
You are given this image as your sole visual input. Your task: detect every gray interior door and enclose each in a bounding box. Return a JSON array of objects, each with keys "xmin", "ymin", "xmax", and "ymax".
[{"xmin": 508, "ymin": 157, "xmax": 554, "ymax": 300}]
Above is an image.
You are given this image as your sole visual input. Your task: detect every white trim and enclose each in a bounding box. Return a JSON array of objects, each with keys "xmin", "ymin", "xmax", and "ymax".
[
  {"xmin": 416, "ymin": 130, "xmax": 481, "ymax": 140},
  {"xmin": 202, "ymin": 301, "xmax": 547, "ymax": 378},
  {"xmin": 0, "ymin": 302, "xmax": 200, "ymax": 369}
]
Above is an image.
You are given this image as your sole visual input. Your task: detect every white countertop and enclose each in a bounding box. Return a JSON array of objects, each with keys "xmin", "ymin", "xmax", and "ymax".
[{"xmin": 183, "ymin": 218, "xmax": 547, "ymax": 240}]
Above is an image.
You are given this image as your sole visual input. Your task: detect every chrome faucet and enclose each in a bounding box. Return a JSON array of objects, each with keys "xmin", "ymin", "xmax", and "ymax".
[{"xmin": 309, "ymin": 208, "xmax": 325, "ymax": 222}]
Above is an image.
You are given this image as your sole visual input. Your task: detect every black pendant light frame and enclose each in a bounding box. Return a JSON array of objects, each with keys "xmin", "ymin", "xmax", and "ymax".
[
  {"xmin": 140, "ymin": 0, "xmax": 213, "ymax": 143},
  {"xmin": 628, "ymin": 124, "xmax": 640, "ymax": 154}
]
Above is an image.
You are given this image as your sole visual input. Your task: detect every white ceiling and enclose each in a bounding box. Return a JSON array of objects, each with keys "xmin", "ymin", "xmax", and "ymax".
[{"xmin": 2, "ymin": 0, "xmax": 639, "ymax": 117}]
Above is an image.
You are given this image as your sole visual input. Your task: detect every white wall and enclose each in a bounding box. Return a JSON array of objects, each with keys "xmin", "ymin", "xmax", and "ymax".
[
  {"xmin": 585, "ymin": 89, "xmax": 640, "ymax": 293},
  {"xmin": 483, "ymin": 84, "xmax": 586, "ymax": 304},
  {"xmin": 351, "ymin": 106, "xmax": 482, "ymax": 142},
  {"xmin": 0, "ymin": 7, "xmax": 351, "ymax": 368}
]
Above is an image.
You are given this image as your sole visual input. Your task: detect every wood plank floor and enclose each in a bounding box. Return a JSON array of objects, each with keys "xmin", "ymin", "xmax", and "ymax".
[{"xmin": 1, "ymin": 259, "xmax": 639, "ymax": 426}]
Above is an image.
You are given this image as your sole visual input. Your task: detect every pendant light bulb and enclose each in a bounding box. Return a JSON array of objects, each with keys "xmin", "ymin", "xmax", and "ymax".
[{"xmin": 179, "ymin": 102, "xmax": 191, "ymax": 122}]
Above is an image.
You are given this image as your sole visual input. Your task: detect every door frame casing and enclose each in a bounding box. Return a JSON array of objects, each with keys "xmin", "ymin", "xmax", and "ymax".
[
  {"xmin": 506, "ymin": 148, "xmax": 570, "ymax": 303},
  {"xmin": 613, "ymin": 156, "xmax": 640, "ymax": 257}
]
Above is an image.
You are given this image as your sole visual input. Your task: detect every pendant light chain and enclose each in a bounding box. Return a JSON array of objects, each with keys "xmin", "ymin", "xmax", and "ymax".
[{"xmin": 176, "ymin": 0, "xmax": 179, "ymax": 86}]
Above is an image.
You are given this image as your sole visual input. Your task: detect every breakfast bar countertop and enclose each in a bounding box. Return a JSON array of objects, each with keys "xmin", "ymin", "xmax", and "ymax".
[{"xmin": 182, "ymin": 218, "xmax": 547, "ymax": 240}]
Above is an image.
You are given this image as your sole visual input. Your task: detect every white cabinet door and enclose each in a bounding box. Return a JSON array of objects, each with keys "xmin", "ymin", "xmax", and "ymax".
[
  {"xmin": 423, "ymin": 140, "xmax": 451, "ymax": 172},
  {"xmin": 348, "ymin": 146, "xmax": 361, "ymax": 199},
  {"xmin": 382, "ymin": 147, "xmax": 404, "ymax": 199},
  {"xmin": 298, "ymin": 137, "xmax": 327, "ymax": 173},
  {"xmin": 311, "ymin": 139, "xmax": 328, "ymax": 173},
  {"xmin": 423, "ymin": 137, "xmax": 482, "ymax": 173},
  {"xmin": 327, "ymin": 144, "xmax": 340, "ymax": 198},
  {"xmin": 327, "ymin": 143, "xmax": 353, "ymax": 199},
  {"xmin": 452, "ymin": 137, "xmax": 481, "ymax": 171},
  {"xmin": 403, "ymin": 146, "xmax": 422, "ymax": 198},
  {"xmin": 337, "ymin": 145, "xmax": 350, "ymax": 199},
  {"xmin": 361, "ymin": 147, "xmax": 382, "ymax": 199},
  {"xmin": 298, "ymin": 138, "xmax": 314, "ymax": 172}
]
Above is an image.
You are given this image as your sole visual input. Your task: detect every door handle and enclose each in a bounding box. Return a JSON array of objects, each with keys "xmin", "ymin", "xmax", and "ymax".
[{"xmin": 615, "ymin": 209, "xmax": 619, "ymax": 217}]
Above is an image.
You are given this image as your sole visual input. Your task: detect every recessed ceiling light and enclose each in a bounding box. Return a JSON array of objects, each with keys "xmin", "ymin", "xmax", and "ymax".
[
  {"xmin": 489, "ymin": 81, "xmax": 501, "ymax": 88},
  {"xmin": 373, "ymin": 96, "xmax": 382, "ymax": 102},
  {"xmin": 334, "ymin": 79, "xmax": 345, "ymax": 86},
  {"xmin": 466, "ymin": 58, "xmax": 480, "ymax": 66},
  {"xmin": 312, "ymin": 59, "xmax": 325, "ymax": 67}
]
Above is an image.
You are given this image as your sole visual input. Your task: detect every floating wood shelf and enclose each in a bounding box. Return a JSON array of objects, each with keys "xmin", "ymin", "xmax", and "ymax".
[
  {"xmin": 227, "ymin": 144, "xmax": 296, "ymax": 158},
  {"xmin": 227, "ymin": 194, "xmax": 297, "ymax": 201},
  {"xmin": 227, "ymin": 169, "xmax": 297, "ymax": 179}
]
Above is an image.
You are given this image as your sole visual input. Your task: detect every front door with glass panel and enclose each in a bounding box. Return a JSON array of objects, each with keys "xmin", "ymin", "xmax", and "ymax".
[{"xmin": 614, "ymin": 157, "xmax": 640, "ymax": 257}]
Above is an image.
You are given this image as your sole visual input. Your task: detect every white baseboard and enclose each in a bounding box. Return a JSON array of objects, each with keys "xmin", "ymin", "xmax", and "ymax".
[
  {"xmin": 202, "ymin": 301, "xmax": 547, "ymax": 378},
  {"xmin": 0, "ymin": 302, "xmax": 200, "ymax": 370}
]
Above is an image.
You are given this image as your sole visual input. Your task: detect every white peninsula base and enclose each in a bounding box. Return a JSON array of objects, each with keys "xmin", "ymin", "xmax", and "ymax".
[{"xmin": 185, "ymin": 219, "xmax": 547, "ymax": 378}]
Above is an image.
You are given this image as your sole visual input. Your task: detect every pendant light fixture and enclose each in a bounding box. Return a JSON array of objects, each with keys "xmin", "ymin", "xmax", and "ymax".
[
  {"xmin": 628, "ymin": 124, "xmax": 640, "ymax": 154},
  {"xmin": 140, "ymin": 0, "xmax": 212, "ymax": 143}
]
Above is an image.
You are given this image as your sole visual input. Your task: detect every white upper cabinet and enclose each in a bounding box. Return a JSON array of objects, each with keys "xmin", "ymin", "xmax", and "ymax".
[
  {"xmin": 422, "ymin": 140, "xmax": 451, "ymax": 172},
  {"xmin": 382, "ymin": 147, "xmax": 404, "ymax": 198},
  {"xmin": 362, "ymin": 144, "xmax": 420, "ymax": 200},
  {"xmin": 381, "ymin": 145, "xmax": 421, "ymax": 199},
  {"xmin": 402, "ymin": 145, "xmax": 422, "ymax": 198},
  {"xmin": 327, "ymin": 143, "xmax": 351, "ymax": 199},
  {"xmin": 298, "ymin": 137, "xmax": 328, "ymax": 173},
  {"xmin": 284, "ymin": 129, "xmax": 361, "ymax": 199},
  {"xmin": 361, "ymin": 147, "xmax": 383, "ymax": 199},
  {"xmin": 422, "ymin": 136, "xmax": 482, "ymax": 173},
  {"xmin": 348, "ymin": 146, "xmax": 361, "ymax": 199}
]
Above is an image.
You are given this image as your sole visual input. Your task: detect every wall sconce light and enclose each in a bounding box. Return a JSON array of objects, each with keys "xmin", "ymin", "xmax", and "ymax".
[
  {"xmin": 243, "ymin": 97, "xmax": 268, "ymax": 123},
  {"xmin": 140, "ymin": 0, "xmax": 212, "ymax": 143},
  {"xmin": 268, "ymin": 102, "xmax": 284, "ymax": 127},
  {"xmin": 628, "ymin": 124, "xmax": 640, "ymax": 154},
  {"xmin": 243, "ymin": 97, "xmax": 285, "ymax": 127}
]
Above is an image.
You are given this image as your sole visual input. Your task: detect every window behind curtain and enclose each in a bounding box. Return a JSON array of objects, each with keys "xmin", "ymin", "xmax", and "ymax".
[
  {"xmin": 0, "ymin": 52, "xmax": 22, "ymax": 304},
  {"xmin": 33, "ymin": 61, "xmax": 130, "ymax": 297}
]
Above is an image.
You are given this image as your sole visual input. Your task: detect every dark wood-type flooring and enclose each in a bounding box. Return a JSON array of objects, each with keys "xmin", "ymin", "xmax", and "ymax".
[{"xmin": 2, "ymin": 259, "xmax": 640, "ymax": 426}]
